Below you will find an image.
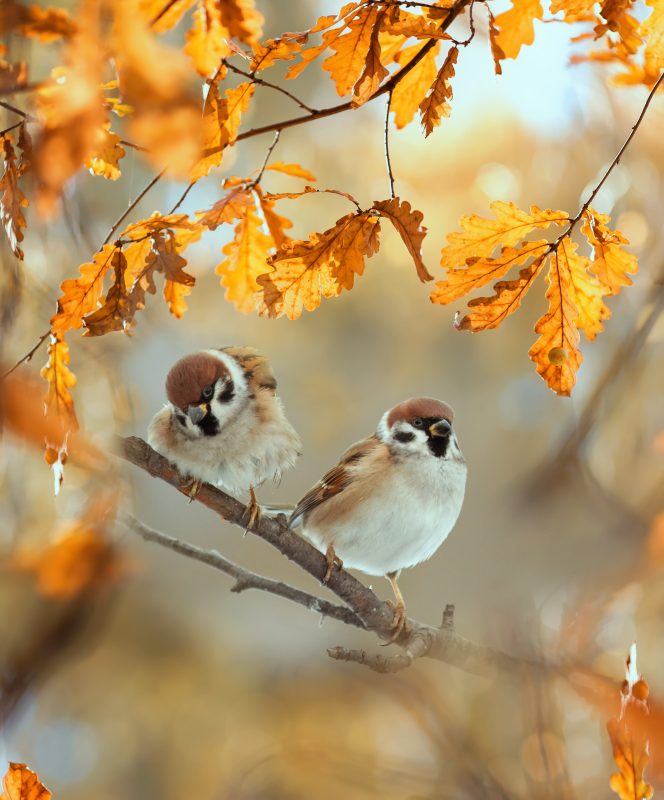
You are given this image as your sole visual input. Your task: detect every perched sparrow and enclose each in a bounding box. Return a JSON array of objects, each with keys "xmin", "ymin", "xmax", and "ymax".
[
  {"xmin": 148, "ymin": 346, "xmax": 301, "ymax": 523},
  {"xmin": 290, "ymin": 397, "xmax": 466, "ymax": 638}
]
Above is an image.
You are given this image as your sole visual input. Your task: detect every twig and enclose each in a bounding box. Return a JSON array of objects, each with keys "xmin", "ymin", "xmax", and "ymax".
[
  {"xmin": 0, "ymin": 121, "xmax": 24, "ymax": 138},
  {"xmin": 102, "ymin": 169, "xmax": 166, "ymax": 245},
  {"xmin": 126, "ymin": 515, "xmax": 366, "ymax": 628},
  {"xmin": 118, "ymin": 139, "xmax": 149, "ymax": 153},
  {"xmin": 0, "ymin": 100, "xmax": 29, "ymax": 119},
  {"xmin": 117, "ymin": 435, "xmax": 530, "ymax": 676},
  {"xmin": 0, "ymin": 330, "xmax": 51, "ymax": 382},
  {"xmin": 384, "ymin": 91, "xmax": 396, "ymax": 198},
  {"xmin": 150, "ymin": 0, "xmax": 181, "ymax": 27},
  {"xmin": 327, "ymin": 647, "xmax": 415, "ymax": 673},
  {"xmin": 452, "ymin": 0, "xmax": 476, "ymax": 47},
  {"xmin": 168, "ymin": 181, "xmax": 196, "ymax": 215},
  {"xmin": 225, "ymin": 61, "xmax": 318, "ymax": 114},
  {"xmin": 250, "ymin": 130, "xmax": 281, "ymax": 188},
  {"xmin": 367, "ymin": 0, "xmax": 457, "ymax": 10}
]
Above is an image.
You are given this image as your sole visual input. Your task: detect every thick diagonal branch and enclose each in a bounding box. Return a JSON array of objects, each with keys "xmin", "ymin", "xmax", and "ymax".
[{"xmin": 117, "ymin": 435, "xmax": 525, "ymax": 676}]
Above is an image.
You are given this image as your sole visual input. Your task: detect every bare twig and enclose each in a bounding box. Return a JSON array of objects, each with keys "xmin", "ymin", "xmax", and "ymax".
[
  {"xmin": 225, "ymin": 61, "xmax": 318, "ymax": 114},
  {"xmin": 0, "ymin": 330, "xmax": 51, "ymax": 382},
  {"xmin": 117, "ymin": 435, "xmax": 529, "ymax": 676},
  {"xmin": 118, "ymin": 139, "xmax": 149, "ymax": 153},
  {"xmin": 384, "ymin": 91, "xmax": 396, "ymax": 199},
  {"xmin": 0, "ymin": 100, "xmax": 29, "ymax": 119},
  {"xmin": 126, "ymin": 515, "xmax": 366, "ymax": 628},
  {"xmin": 250, "ymin": 130, "xmax": 281, "ymax": 188},
  {"xmin": 102, "ymin": 169, "xmax": 166, "ymax": 245},
  {"xmin": 0, "ymin": 121, "xmax": 24, "ymax": 138}
]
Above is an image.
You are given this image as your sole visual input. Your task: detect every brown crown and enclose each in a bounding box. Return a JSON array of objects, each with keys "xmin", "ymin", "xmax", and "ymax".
[
  {"xmin": 165, "ymin": 352, "xmax": 229, "ymax": 410},
  {"xmin": 386, "ymin": 397, "xmax": 454, "ymax": 429}
]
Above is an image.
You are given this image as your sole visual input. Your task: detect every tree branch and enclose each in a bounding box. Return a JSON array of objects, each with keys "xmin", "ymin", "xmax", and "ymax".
[
  {"xmin": 225, "ymin": 61, "xmax": 318, "ymax": 114},
  {"xmin": 0, "ymin": 330, "xmax": 51, "ymax": 382},
  {"xmin": 117, "ymin": 435, "xmax": 528, "ymax": 676},
  {"xmin": 126, "ymin": 515, "xmax": 366, "ymax": 628}
]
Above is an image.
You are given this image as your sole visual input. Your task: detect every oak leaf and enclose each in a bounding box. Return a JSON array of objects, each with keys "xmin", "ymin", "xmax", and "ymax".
[
  {"xmin": 185, "ymin": 1, "xmax": 233, "ymax": 76},
  {"xmin": 323, "ymin": 5, "xmax": 381, "ymax": 97},
  {"xmin": 284, "ymin": 3, "xmax": 361, "ymax": 79},
  {"xmin": 257, "ymin": 211, "xmax": 381, "ymax": 319},
  {"xmin": 40, "ymin": 332, "xmax": 78, "ymax": 434},
  {"xmin": 256, "ymin": 186, "xmax": 292, "ymax": 247},
  {"xmin": 563, "ymin": 239, "xmax": 611, "ymax": 341},
  {"xmin": 0, "ymin": 135, "xmax": 28, "ymax": 258},
  {"xmin": 139, "ymin": 0, "xmax": 196, "ymax": 32},
  {"xmin": 83, "ymin": 249, "xmax": 135, "ymax": 335},
  {"xmin": 383, "ymin": 7, "xmax": 452, "ymax": 39},
  {"xmin": 251, "ymin": 32, "xmax": 308, "ymax": 72},
  {"xmin": 217, "ymin": 196, "xmax": 273, "ymax": 313},
  {"xmin": 0, "ymin": 1, "xmax": 75, "ymax": 41},
  {"xmin": 373, "ymin": 197, "xmax": 431, "ymax": 281},
  {"xmin": 493, "ymin": 0, "xmax": 543, "ymax": 60},
  {"xmin": 457, "ymin": 250, "xmax": 549, "ymax": 332},
  {"xmin": 582, "ymin": 207, "xmax": 637, "ymax": 295},
  {"xmin": 1, "ymin": 763, "xmax": 51, "ymax": 800},
  {"xmin": 196, "ymin": 186, "xmax": 253, "ymax": 230},
  {"xmin": 153, "ymin": 231, "xmax": 196, "ymax": 318},
  {"xmin": 352, "ymin": 9, "xmax": 389, "ymax": 106},
  {"xmin": 419, "ymin": 46, "xmax": 458, "ymax": 137},
  {"xmin": 390, "ymin": 42, "xmax": 440, "ymax": 128},
  {"xmin": 488, "ymin": 14, "xmax": 505, "ymax": 74},
  {"xmin": 642, "ymin": 0, "xmax": 664, "ymax": 75},
  {"xmin": 528, "ymin": 240, "xmax": 583, "ymax": 396},
  {"xmin": 85, "ymin": 122, "xmax": 125, "ymax": 180},
  {"xmin": 266, "ymin": 162, "xmax": 317, "ymax": 181}
]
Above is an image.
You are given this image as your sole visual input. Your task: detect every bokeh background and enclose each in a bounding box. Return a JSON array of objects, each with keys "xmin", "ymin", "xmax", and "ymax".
[{"xmin": 1, "ymin": 1, "xmax": 664, "ymax": 797}]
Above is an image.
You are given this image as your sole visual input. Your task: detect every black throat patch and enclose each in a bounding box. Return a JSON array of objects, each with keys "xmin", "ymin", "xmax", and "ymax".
[
  {"xmin": 198, "ymin": 414, "xmax": 220, "ymax": 437},
  {"xmin": 423, "ymin": 417, "xmax": 450, "ymax": 459}
]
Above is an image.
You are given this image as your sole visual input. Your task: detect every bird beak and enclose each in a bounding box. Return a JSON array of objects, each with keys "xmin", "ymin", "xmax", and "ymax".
[
  {"xmin": 429, "ymin": 419, "xmax": 452, "ymax": 437},
  {"xmin": 188, "ymin": 404, "xmax": 207, "ymax": 424}
]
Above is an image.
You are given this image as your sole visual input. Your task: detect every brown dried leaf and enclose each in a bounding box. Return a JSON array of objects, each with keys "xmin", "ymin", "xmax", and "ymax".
[
  {"xmin": 419, "ymin": 46, "xmax": 457, "ymax": 137},
  {"xmin": 0, "ymin": 57, "xmax": 28, "ymax": 92},
  {"xmin": 83, "ymin": 249, "xmax": 135, "ymax": 335},
  {"xmin": 373, "ymin": 197, "xmax": 431, "ymax": 282},
  {"xmin": 352, "ymin": 9, "xmax": 389, "ymax": 106},
  {"xmin": 0, "ymin": 134, "xmax": 28, "ymax": 258},
  {"xmin": 153, "ymin": 230, "xmax": 196, "ymax": 317}
]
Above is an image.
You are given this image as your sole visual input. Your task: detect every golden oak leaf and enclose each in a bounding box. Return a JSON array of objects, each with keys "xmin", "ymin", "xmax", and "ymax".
[
  {"xmin": 152, "ymin": 231, "xmax": 196, "ymax": 317},
  {"xmin": 216, "ymin": 196, "xmax": 273, "ymax": 313},
  {"xmin": 140, "ymin": 0, "xmax": 196, "ymax": 31},
  {"xmin": 1, "ymin": 763, "xmax": 51, "ymax": 800},
  {"xmin": 256, "ymin": 186, "xmax": 292, "ymax": 247},
  {"xmin": 196, "ymin": 186, "xmax": 253, "ymax": 230},
  {"xmin": 251, "ymin": 32, "xmax": 308, "ymax": 72},
  {"xmin": 185, "ymin": 2, "xmax": 232, "ymax": 76},
  {"xmin": 352, "ymin": 9, "xmax": 389, "ymax": 106},
  {"xmin": 528, "ymin": 242, "xmax": 583, "ymax": 396},
  {"xmin": 439, "ymin": 201, "xmax": 568, "ymax": 270},
  {"xmin": 382, "ymin": 7, "xmax": 451, "ymax": 39},
  {"xmin": 51, "ymin": 243, "xmax": 118, "ymax": 334},
  {"xmin": 83, "ymin": 249, "xmax": 135, "ymax": 335},
  {"xmin": 457, "ymin": 251, "xmax": 549, "ymax": 332},
  {"xmin": 432, "ymin": 239, "xmax": 550, "ymax": 305},
  {"xmin": 220, "ymin": 0, "xmax": 263, "ymax": 43},
  {"xmin": 642, "ymin": 0, "xmax": 664, "ymax": 74},
  {"xmin": 33, "ymin": 0, "xmax": 105, "ymax": 216},
  {"xmin": 561, "ymin": 238, "xmax": 611, "ymax": 341},
  {"xmin": 390, "ymin": 42, "xmax": 440, "ymax": 128},
  {"xmin": 257, "ymin": 211, "xmax": 381, "ymax": 319},
  {"xmin": 120, "ymin": 212, "xmax": 202, "ymax": 246},
  {"xmin": 284, "ymin": 3, "xmax": 361, "ymax": 79},
  {"xmin": 323, "ymin": 5, "xmax": 381, "ymax": 96},
  {"xmin": 582, "ymin": 208, "xmax": 637, "ymax": 295},
  {"xmin": 419, "ymin": 46, "xmax": 457, "ymax": 137},
  {"xmin": 266, "ymin": 162, "xmax": 317, "ymax": 181},
  {"xmin": 85, "ymin": 122, "xmax": 125, "ymax": 180},
  {"xmin": 190, "ymin": 76, "xmax": 254, "ymax": 181},
  {"xmin": 494, "ymin": 0, "xmax": 543, "ymax": 60},
  {"xmin": 373, "ymin": 197, "xmax": 431, "ymax": 282},
  {"xmin": 607, "ymin": 645, "xmax": 653, "ymax": 800},
  {"xmin": 40, "ymin": 332, "xmax": 78, "ymax": 434},
  {"xmin": 0, "ymin": 134, "xmax": 28, "ymax": 258},
  {"xmin": 0, "ymin": 1, "xmax": 75, "ymax": 41}
]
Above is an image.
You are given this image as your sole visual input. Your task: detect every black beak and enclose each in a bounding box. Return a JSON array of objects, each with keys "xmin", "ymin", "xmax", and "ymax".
[
  {"xmin": 188, "ymin": 404, "xmax": 207, "ymax": 424},
  {"xmin": 429, "ymin": 419, "xmax": 452, "ymax": 438}
]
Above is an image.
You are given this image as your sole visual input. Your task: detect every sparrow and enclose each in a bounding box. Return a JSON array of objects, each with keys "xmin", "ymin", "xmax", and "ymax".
[
  {"xmin": 148, "ymin": 346, "xmax": 301, "ymax": 524},
  {"xmin": 289, "ymin": 397, "xmax": 466, "ymax": 639}
]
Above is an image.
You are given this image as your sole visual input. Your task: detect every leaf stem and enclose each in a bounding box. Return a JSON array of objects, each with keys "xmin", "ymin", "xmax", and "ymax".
[{"xmin": 1, "ymin": 330, "xmax": 51, "ymax": 381}]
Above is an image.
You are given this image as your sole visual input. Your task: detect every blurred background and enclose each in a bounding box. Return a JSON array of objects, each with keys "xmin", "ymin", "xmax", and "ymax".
[{"xmin": 1, "ymin": 0, "xmax": 663, "ymax": 797}]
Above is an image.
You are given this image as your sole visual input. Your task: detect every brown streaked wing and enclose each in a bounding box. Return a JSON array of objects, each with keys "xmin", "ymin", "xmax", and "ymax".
[
  {"xmin": 218, "ymin": 345, "xmax": 277, "ymax": 393},
  {"xmin": 289, "ymin": 434, "xmax": 380, "ymax": 528}
]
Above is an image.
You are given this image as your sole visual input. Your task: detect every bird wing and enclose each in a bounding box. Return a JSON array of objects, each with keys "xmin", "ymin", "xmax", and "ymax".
[
  {"xmin": 218, "ymin": 345, "xmax": 277, "ymax": 393},
  {"xmin": 289, "ymin": 435, "xmax": 380, "ymax": 529}
]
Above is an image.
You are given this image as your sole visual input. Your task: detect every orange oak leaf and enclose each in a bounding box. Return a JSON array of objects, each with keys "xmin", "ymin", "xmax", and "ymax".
[
  {"xmin": 457, "ymin": 250, "xmax": 549, "ymax": 332},
  {"xmin": 642, "ymin": 0, "xmax": 664, "ymax": 75},
  {"xmin": 256, "ymin": 185, "xmax": 292, "ymax": 247},
  {"xmin": 607, "ymin": 645, "xmax": 653, "ymax": 800},
  {"xmin": 265, "ymin": 162, "xmax": 317, "ymax": 181},
  {"xmin": 40, "ymin": 332, "xmax": 79, "ymax": 436},
  {"xmin": 432, "ymin": 239, "xmax": 551, "ymax": 306},
  {"xmin": 140, "ymin": 0, "xmax": 196, "ymax": 32},
  {"xmin": 323, "ymin": 5, "xmax": 381, "ymax": 97},
  {"xmin": 185, "ymin": 1, "xmax": 233, "ymax": 76},
  {"xmin": 51, "ymin": 243, "xmax": 118, "ymax": 334},
  {"xmin": 196, "ymin": 186, "xmax": 253, "ymax": 230},
  {"xmin": 191, "ymin": 76, "xmax": 254, "ymax": 181},
  {"xmin": 562, "ymin": 238, "xmax": 611, "ymax": 341},
  {"xmin": 220, "ymin": 0, "xmax": 264, "ymax": 44},
  {"xmin": 216, "ymin": 196, "xmax": 273, "ymax": 313},
  {"xmin": 251, "ymin": 31, "xmax": 308, "ymax": 72},
  {"xmin": 0, "ymin": 134, "xmax": 28, "ymax": 258},
  {"xmin": 85, "ymin": 122, "xmax": 125, "ymax": 180},
  {"xmin": 549, "ymin": 0, "xmax": 596, "ymax": 19},
  {"xmin": 493, "ymin": 0, "xmax": 543, "ymax": 60},
  {"xmin": 390, "ymin": 41, "xmax": 440, "ymax": 128},
  {"xmin": 83, "ymin": 249, "xmax": 135, "ymax": 335},
  {"xmin": 257, "ymin": 211, "xmax": 381, "ymax": 319},
  {"xmin": 0, "ymin": 2, "xmax": 75, "ymax": 41},
  {"xmin": 438, "ymin": 201, "xmax": 568, "ymax": 270},
  {"xmin": 528, "ymin": 240, "xmax": 583, "ymax": 396},
  {"xmin": 284, "ymin": 3, "xmax": 361, "ymax": 79},
  {"xmin": 419, "ymin": 46, "xmax": 458, "ymax": 137},
  {"xmin": 352, "ymin": 9, "xmax": 389, "ymax": 106},
  {"xmin": 582, "ymin": 207, "xmax": 637, "ymax": 295},
  {"xmin": 152, "ymin": 230, "xmax": 196, "ymax": 318},
  {"xmin": 1, "ymin": 762, "xmax": 51, "ymax": 800},
  {"xmin": 382, "ymin": 7, "xmax": 452, "ymax": 39},
  {"xmin": 373, "ymin": 197, "xmax": 431, "ymax": 282}
]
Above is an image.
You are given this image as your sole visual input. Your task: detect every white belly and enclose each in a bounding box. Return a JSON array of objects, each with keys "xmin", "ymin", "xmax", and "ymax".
[{"xmin": 302, "ymin": 457, "xmax": 466, "ymax": 576}]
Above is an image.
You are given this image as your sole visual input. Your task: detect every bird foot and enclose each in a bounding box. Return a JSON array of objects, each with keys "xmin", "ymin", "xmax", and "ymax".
[
  {"xmin": 242, "ymin": 495, "xmax": 261, "ymax": 533},
  {"xmin": 322, "ymin": 545, "xmax": 343, "ymax": 585},
  {"xmin": 383, "ymin": 600, "xmax": 409, "ymax": 644},
  {"xmin": 182, "ymin": 478, "xmax": 202, "ymax": 502}
]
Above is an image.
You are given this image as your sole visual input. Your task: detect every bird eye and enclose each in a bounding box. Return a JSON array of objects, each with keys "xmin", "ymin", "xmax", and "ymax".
[
  {"xmin": 202, "ymin": 384, "xmax": 214, "ymax": 400},
  {"xmin": 412, "ymin": 418, "xmax": 423, "ymax": 428}
]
